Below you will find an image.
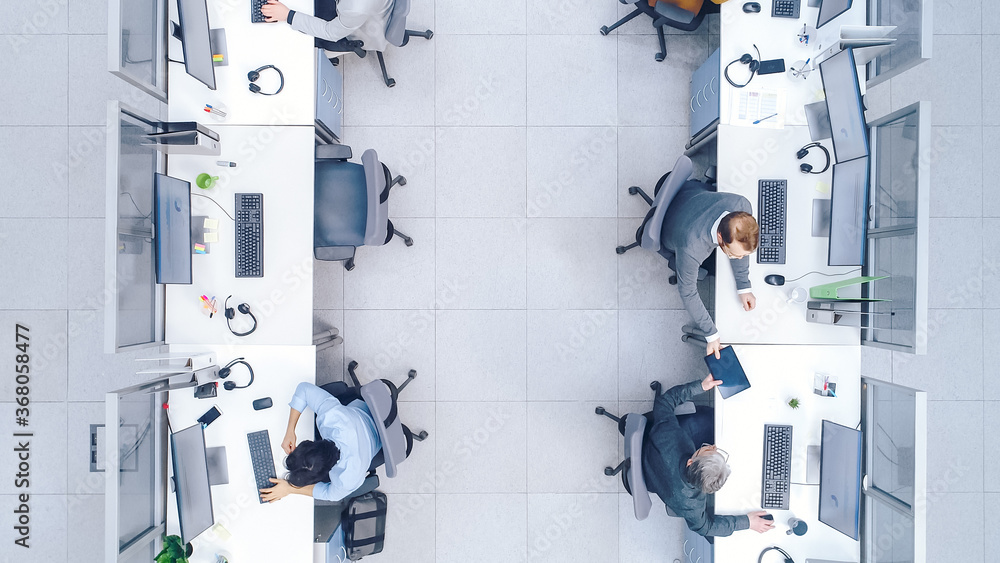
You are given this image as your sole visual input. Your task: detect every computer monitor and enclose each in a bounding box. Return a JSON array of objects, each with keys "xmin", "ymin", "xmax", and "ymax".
[
  {"xmin": 818, "ymin": 48, "xmax": 869, "ymax": 164},
  {"xmin": 170, "ymin": 424, "xmax": 215, "ymax": 543},
  {"xmin": 818, "ymin": 420, "xmax": 863, "ymax": 540},
  {"xmin": 828, "ymin": 156, "xmax": 869, "ymax": 266},
  {"xmin": 816, "ymin": 0, "xmax": 852, "ymax": 29},
  {"xmin": 173, "ymin": 0, "xmax": 216, "ymax": 90},
  {"xmin": 153, "ymin": 173, "xmax": 193, "ymax": 284}
]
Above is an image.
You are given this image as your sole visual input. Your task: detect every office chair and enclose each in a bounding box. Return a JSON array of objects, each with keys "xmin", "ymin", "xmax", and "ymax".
[
  {"xmin": 314, "ymin": 144, "xmax": 414, "ymax": 271},
  {"xmin": 319, "ymin": 0, "xmax": 433, "ymax": 87},
  {"xmin": 600, "ymin": 0, "xmax": 713, "ymax": 62}
]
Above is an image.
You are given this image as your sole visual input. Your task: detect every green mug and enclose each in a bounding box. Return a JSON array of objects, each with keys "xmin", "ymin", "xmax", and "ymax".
[{"xmin": 196, "ymin": 173, "xmax": 219, "ymax": 190}]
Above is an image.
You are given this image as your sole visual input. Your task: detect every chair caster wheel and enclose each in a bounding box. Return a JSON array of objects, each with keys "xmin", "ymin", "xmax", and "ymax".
[
  {"xmin": 600, "ymin": 26, "xmax": 610, "ymax": 36},
  {"xmin": 408, "ymin": 369, "xmax": 417, "ymax": 378},
  {"xmin": 386, "ymin": 78, "xmax": 397, "ymax": 88},
  {"xmin": 668, "ymin": 275, "xmax": 677, "ymax": 285},
  {"xmin": 655, "ymin": 53, "xmax": 665, "ymax": 62},
  {"xmin": 616, "ymin": 246, "xmax": 627, "ymax": 255},
  {"xmin": 604, "ymin": 467, "xmax": 615, "ymax": 476},
  {"xmin": 417, "ymin": 431, "xmax": 429, "ymax": 440},
  {"xmin": 681, "ymin": 335, "xmax": 690, "ymax": 342},
  {"xmin": 345, "ymin": 260, "xmax": 356, "ymax": 271},
  {"xmin": 650, "ymin": 381, "xmax": 661, "ymax": 391},
  {"xmin": 348, "ymin": 360, "xmax": 359, "ymax": 371},
  {"xmin": 595, "ymin": 406, "xmax": 606, "ymax": 415},
  {"xmin": 404, "ymin": 239, "xmax": 414, "ymax": 247},
  {"xmin": 628, "ymin": 186, "xmax": 639, "ymax": 195},
  {"xmin": 425, "ymin": 30, "xmax": 433, "ymax": 39},
  {"xmin": 398, "ymin": 177, "xmax": 407, "ymax": 186}
]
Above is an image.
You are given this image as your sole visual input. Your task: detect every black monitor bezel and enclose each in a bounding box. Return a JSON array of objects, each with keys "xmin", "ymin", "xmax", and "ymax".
[
  {"xmin": 819, "ymin": 47, "xmax": 870, "ymax": 164},
  {"xmin": 827, "ymin": 156, "xmax": 870, "ymax": 267},
  {"xmin": 170, "ymin": 424, "xmax": 215, "ymax": 544},
  {"xmin": 175, "ymin": 0, "xmax": 217, "ymax": 90},
  {"xmin": 816, "ymin": 0, "xmax": 853, "ymax": 29},
  {"xmin": 153, "ymin": 173, "xmax": 193, "ymax": 285},
  {"xmin": 818, "ymin": 419, "xmax": 863, "ymax": 540}
]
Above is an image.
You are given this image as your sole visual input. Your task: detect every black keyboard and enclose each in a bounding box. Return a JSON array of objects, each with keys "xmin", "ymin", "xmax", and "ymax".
[
  {"xmin": 251, "ymin": 0, "xmax": 266, "ymax": 23},
  {"xmin": 771, "ymin": 0, "xmax": 800, "ymax": 18},
  {"xmin": 235, "ymin": 193, "xmax": 264, "ymax": 277},
  {"xmin": 761, "ymin": 424, "xmax": 792, "ymax": 510},
  {"xmin": 247, "ymin": 430, "xmax": 277, "ymax": 503},
  {"xmin": 757, "ymin": 179, "xmax": 786, "ymax": 264}
]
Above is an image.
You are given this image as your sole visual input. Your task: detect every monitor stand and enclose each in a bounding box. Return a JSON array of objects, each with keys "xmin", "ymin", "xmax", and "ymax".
[
  {"xmin": 206, "ymin": 446, "xmax": 229, "ymax": 486},
  {"xmin": 806, "ymin": 445, "xmax": 821, "ymax": 484},
  {"xmin": 804, "ymin": 101, "xmax": 833, "ymax": 142},
  {"xmin": 169, "ymin": 22, "xmax": 229, "ymax": 67}
]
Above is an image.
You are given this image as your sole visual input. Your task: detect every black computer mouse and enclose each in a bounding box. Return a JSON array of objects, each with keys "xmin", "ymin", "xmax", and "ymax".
[
  {"xmin": 743, "ymin": 2, "xmax": 761, "ymax": 13},
  {"xmin": 764, "ymin": 274, "xmax": 785, "ymax": 286},
  {"xmin": 761, "ymin": 513, "xmax": 774, "ymax": 521}
]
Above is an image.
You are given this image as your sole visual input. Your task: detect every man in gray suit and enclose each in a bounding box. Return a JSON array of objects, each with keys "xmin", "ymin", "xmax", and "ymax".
[{"xmin": 660, "ymin": 181, "xmax": 759, "ymax": 358}]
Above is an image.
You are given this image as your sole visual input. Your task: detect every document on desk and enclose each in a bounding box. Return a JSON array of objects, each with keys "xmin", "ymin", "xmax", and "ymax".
[{"xmin": 730, "ymin": 88, "xmax": 787, "ymax": 129}]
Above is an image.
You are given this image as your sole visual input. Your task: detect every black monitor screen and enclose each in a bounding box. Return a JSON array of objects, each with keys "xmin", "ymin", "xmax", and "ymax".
[
  {"xmin": 170, "ymin": 424, "xmax": 215, "ymax": 543},
  {"xmin": 819, "ymin": 420, "xmax": 863, "ymax": 540},
  {"xmin": 154, "ymin": 173, "xmax": 192, "ymax": 284},
  {"xmin": 828, "ymin": 156, "xmax": 869, "ymax": 266},
  {"xmin": 176, "ymin": 0, "xmax": 216, "ymax": 90},
  {"xmin": 819, "ymin": 48, "xmax": 869, "ymax": 163},
  {"xmin": 817, "ymin": 0, "xmax": 852, "ymax": 29}
]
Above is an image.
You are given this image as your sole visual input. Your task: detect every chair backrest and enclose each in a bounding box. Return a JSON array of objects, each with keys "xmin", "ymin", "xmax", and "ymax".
[
  {"xmin": 623, "ymin": 413, "xmax": 653, "ymax": 520},
  {"xmin": 360, "ymin": 150, "xmax": 390, "ymax": 246},
  {"xmin": 640, "ymin": 154, "xmax": 693, "ymax": 252},
  {"xmin": 385, "ymin": 0, "xmax": 411, "ymax": 47},
  {"xmin": 359, "ymin": 379, "xmax": 408, "ymax": 478}
]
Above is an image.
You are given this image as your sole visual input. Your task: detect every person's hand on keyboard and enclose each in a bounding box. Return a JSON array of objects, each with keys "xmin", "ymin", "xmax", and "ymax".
[
  {"xmin": 748, "ymin": 511, "xmax": 776, "ymax": 533},
  {"xmin": 261, "ymin": 0, "xmax": 290, "ymax": 23},
  {"xmin": 260, "ymin": 478, "xmax": 291, "ymax": 503},
  {"xmin": 739, "ymin": 292, "xmax": 756, "ymax": 312}
]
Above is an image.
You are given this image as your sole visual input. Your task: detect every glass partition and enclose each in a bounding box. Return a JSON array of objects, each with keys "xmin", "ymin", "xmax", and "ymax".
[
  {"xmin": 866, "ymin": 0, "xmax": 932, "ymax": 87},
  {"xmin": 109, "ymin": 0, "xmax": 169, "ymax": 101}
]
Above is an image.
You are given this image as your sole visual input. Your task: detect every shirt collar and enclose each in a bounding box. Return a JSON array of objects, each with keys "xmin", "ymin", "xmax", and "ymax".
[{"xmin": 710, "ymin": 212, "xmax": 729, "ymax": 247}]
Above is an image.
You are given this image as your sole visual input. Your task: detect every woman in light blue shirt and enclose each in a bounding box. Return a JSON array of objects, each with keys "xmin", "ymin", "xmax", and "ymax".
[{"xmin": 260, "ymin": 382, "xmax": 381, "ymax": 503}]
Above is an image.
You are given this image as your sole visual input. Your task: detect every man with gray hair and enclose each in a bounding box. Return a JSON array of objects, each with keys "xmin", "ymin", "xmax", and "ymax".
[{"xmin": 643, "ymin": 373, "xmax": 776, "ymax": 536}]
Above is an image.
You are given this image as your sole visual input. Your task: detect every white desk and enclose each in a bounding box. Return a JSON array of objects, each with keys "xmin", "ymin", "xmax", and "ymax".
[
  {"xmin": 168, "ymin": 0, "xmax": 316, "ymax": 126},
  {"xmin": 713, "ymin": 0, "xmax": 867, "ymax": 345},
  {"xmin": 713, "ymin": 345, "xmax": 862, "ymax": 563},
  {"xmin": 165, "ymin": 125, "xmax": 315, "ymax": 346},
  {"xmin": 165, "ymin": 344, "xmax": 316, "ymax": 563}
]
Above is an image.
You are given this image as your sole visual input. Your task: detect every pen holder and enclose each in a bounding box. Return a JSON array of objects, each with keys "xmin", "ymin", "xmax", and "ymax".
[
  {"xmin": 787, "ymin": 60, "xmax": 813, "ymax": 81},
  {"xmin": 204, "ymin": 102, "xmax": 229, "ymax": 123},
  {"xmin": 813, "ymin": 373, "xmax": 837, "ymax": 397}
]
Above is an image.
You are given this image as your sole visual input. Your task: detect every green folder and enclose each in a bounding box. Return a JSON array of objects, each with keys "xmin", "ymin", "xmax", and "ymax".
[{"xmin": 809, "ymin": 276, "xmax": 889, "ymax": 301}]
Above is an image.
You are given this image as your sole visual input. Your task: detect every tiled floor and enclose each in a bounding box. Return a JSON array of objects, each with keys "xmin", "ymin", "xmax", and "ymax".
[{"xmin": 0, "ymin": 0, "xmax": 991, "ymax": 561}]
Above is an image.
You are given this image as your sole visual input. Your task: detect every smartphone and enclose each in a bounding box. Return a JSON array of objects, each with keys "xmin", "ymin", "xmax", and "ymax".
[
  {"xmin": 758, "ymin": 58, "xmax": 786, "ymax": 75},
  {"xmin": 198, "ymin": 405, "xmax": 223, "ymax": 428}
]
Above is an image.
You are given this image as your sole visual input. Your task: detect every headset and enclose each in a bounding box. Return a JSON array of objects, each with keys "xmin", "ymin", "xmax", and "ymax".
[
  {"xmin": 218, "ymin": 357, "xmax": 255, "ymax": 391},
  {"xmin": 725, "ymin": 45, "xmax": 761, "ymax": 88},
  {"xmin": 757, "ymin": 546, "xmax": 795, "ymax": 563},
  {"xmin": 224, "ymin": 295, "xmax": 258, "ymax": 337},
  {"xmin": 796, "ymin": 142, "xmax": 831, "ymax": 174},
  {"xmin": 247, "ymin": 64, "xmax": 284, "ymax": 96}
]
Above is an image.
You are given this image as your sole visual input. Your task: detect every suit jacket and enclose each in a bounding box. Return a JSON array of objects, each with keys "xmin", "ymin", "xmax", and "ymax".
[
  {"xmin": 660, "ymin": 182, "xmax": 752, "ymax": 338},
  {"xmin": 642, "ymin": 380, "xmax": 750, "ymax": 537},
  {"xmin": 291, "ymin": 0, "xmax": 394, "ymax": 52}
]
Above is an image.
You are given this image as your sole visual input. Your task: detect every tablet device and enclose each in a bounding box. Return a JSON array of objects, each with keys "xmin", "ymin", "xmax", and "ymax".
[{"xmin": 703, "ymin": 346, "xmax": 751, "ymax": 399}]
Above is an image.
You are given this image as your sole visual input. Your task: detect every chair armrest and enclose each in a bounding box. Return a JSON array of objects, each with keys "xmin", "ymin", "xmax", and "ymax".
[
  {"xmin": 314, "ymin": 245, "xmax": 356, "ymax": 262},
  {"xmin": 348, "ymin": 474, "xmax": 380, "ymax": 498},
  {"xmin": 316, "ymin": 144, "xmax": 353, "ymax": 161},
  {"xmin": 674, "ymin": 401, "xmax": 697, "ymax": 416}
]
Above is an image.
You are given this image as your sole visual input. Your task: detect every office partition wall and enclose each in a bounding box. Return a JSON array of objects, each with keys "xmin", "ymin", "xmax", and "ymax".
[
  {"xmin": 865, "ymin": 0, "xmax": 932, "ymax": 87},
  {"xmin": 109, "ymin": 0, "xmax": 169, "ymax": 101}
]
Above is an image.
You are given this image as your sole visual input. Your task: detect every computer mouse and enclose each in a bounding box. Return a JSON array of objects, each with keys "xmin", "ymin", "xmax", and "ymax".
[
  {"xmin": 764, "ymin": 274, "xmax": 785, "ymax": 286},
  {"xmin": 743, "ymin": 2, "xmax": 761, "ymax": 13},
  {"xmin": 761, "ymin": 513, "xmax": 773, "ymax": 521}
]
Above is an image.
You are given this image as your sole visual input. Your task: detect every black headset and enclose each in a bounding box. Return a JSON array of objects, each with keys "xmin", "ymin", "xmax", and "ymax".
[
  {"xmin": 225, "ymin": 295, "xmax": 258, "ymax": 337},
  {"xmin": 218, "ymin": 357, "xmax": 255, "ymax": 391},
  {"xmin": 247, "ymin": 64, "xmax": 284, "ymax": 96},
  {"xmin": 757, "ymin": 546, "xmax": 795, "ymax": 563},
  {"xmin": 725, "ymin": 45, "xmax": 761, "ymax": 88},
  {"xmin": 796, "ymin": 142, "xmax": 831, "ymax": 174}
]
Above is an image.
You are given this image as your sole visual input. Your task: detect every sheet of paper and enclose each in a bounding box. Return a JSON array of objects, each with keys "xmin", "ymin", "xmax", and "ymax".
[{"xmin": 729, "ymin": 88, "xmax": 787, "ymax": 129}]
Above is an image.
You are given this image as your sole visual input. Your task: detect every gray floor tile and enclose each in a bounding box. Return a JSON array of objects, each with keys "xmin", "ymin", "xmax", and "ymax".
[
  {"xmin": 0, "ymin": 402, "xmax": 67, "ymax": 494},
  {"xmin": 861, "ymin": 345, "xmax": 892, "ymax": 381},
  {"xmin": 617, "ymin": 219, "xmax": 687, "ymax": 310},
  {"xmin": 982, "ymin": 219, "xmax": 1000, "ymax": 309},
  {"xmin": 343, "ymin": 218, "xmax": 436, "ymax": 309},
  {"xmin": 925, "ymin": 493, "xmax": 984, "ymax": 563},
  {"xmin": 0, "ymin": 311, "xmax": 68, "ymax": 402},
  {"xmin": 987, "ymin": 493, "xmax": 1000, "ymax": 557},
  {"xmin": 892, "ymin": 309, "xmax": 982, "ymax": 401},
  {"xmin": 927, "ymin": 401, "xmax": 983, "ymax": 493},
  {"xmin": 340, "ymin": 126, "xmax": 436, "ymax": 217},
  {"xmin": 0, "ymin": 494, "xmax": 67, "ymax": 560},
  {"xmin": 619, "ymin": 309, "xmax": 707, "ymax": 401},
  {"xmin": 435, "ymin": 402, "xmax": 528, "ymax": 493},
  {"xmin": 527, "ymin": 218, "xmax": 619, "ymax": 309},
  {"xmin": 435, "ymin": 36, "xmax": 527, "ymax": 126},
  {"xmin": 67, "ymin": 402, "xmax": 105, "ymax": 497},
  {"xmin": 68, "ymin": 0, "xmax": 106, "ymax": 34},
  {"xmin": 616, "ymin": 127, "xmax": 692, "ymax": 218},
  {"xmin": 527, "ymin": 0, "xmax": 619, "ymax": 35},
  {"xmin": 0, "ymin": 127, "xmax": 68, "ymax": 218},
  {"xmin": 985, "ymin": 403, "xmax": 1000, "ymax": 492},
  {"xmin": 67, "ymin": 494, "xmax": 105, "ymax": 563},
  {"xmin": 527, "ymin": 127, "xmax": 618, "ymax": 218},
  {"xmin": 894, "ymin": 35, "xmax": 981, "ymax": 127},
  {"xmin": 865, "ymin": 81, "xmax": 892, "ymax": 121},
  {"xmin": 67, "ymin": 126, "xmax": 108, "ymax": 218},
  {"xmin": 67, "ymin": 218, "xmax": 104, "ymax": 308},
  {"xmin": 526, "ymin": 310, "xmax": 618, "ymax": 402},
  {"xmin": 67, "ymin": 309, "xmax": 151, "ymax": 401},
  {"xmin": 618, "ymin": 34, "xmax": 706, "ymax": 126},
  {"xmin": 619, "ymin": 493, "xmax": 686, "ymax": 562},
  {"xmin": 68, "ymin": 34, "xmax": 161, "ymax": 127},
  {"xmin": 1, "ymin": 0, "xmax": 69, "ymax": 33},
  {"xmin": 343, "ymin": 310, "xmax": 435, "ymax": 401},
  {"xmin": 0, "ymin": 35, "xmax": 68, "ymax": 126},
  {"xmin": 527, "ymin": 35, "xmax": 617, "ymax": 126},
  {"xmin": 935, "ymin": 0, "xmax": 981, "ymax": 34},
  {"xmin": 342, "ymin": 36, "xmax": 435, "ymax": 127},
  {"xmin": 313, "ymin": 309, "xmax": 345, "ymax": 385},
  {"xmin": 527, "ymin": 493, "xmax": 619, "ymax": 563},
  {"xmin": 527, "ymin": 402, "xmax": 620, "ymax": 493},
  {"xmin": 382, "ymin": 493, "xmax": 436, "ymax": 563},
  {"xmin": 984, "ymin": 129, "xmax": 1000, "ymax": 217},
  {"xmin": 927, "ymin": 218, "xmax": 981, "ymax": 308},
  {"xmin": 436, "ymin": 494, "xmax": 528, "ymax": 563},
  {"xmin": 436, "ymin": 0, "xmax": 527, "ymax": 34},
  {"xmin": 436, "ymin": 127, "xmax": 527, "ymax": 217},
  {"xmin": 313, "ymin": 258, "xmax": 345, "ymax": 310},
  {"xmin": 435, "ymin": 218, "xmax": 527, "ymax": 309},
  {"xmin": 376, "ymin": 402, "xmax": 435, "ymax": 495},
  {"xmin": 0, "ymin": 219, "xmax": 68, "ymax": 310},
  {"xmin": 436, "ymin": 310, "xmax": 527, "ymax": 402},
  {"xmin": 929, "ymin": 127, "xmax": 982, "ymax": 218}
]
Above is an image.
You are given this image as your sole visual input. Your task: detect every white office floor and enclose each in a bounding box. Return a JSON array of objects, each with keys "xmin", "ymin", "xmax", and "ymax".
[{"xmin": 0, "ymin": 1, "xmax": 994, "ymax": 562}]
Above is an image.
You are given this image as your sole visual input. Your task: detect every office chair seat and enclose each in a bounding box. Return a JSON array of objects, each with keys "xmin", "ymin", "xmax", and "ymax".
[
  {"xmin": 623, "ymin": 413, "xmax": 652, "ymax": 520},
  {"xmin": 314, "ymin": 162, "xmax": 370, "ymax": 248}
]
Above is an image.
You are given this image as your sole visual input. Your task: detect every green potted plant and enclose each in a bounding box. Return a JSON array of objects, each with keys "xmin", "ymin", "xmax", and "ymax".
[
  {"xmin": 155, "ymin": 535, "xmax": 193, "ymax": 563},
  {"xmin": 787, "ymin": 398, "xmax": 801, "ymax": 409}
]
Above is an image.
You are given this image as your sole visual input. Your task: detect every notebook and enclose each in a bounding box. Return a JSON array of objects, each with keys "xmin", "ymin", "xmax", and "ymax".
[{"xmin": 703, "ymin": 346, "xmax": 751, "ymax": 399}]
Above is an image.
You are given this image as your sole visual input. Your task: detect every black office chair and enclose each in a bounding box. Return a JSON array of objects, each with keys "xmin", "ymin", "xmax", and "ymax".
[
  {"xmin": 600, "ymin": 0, "xmax": 715, "ymax": 62},
  {"xmin": 314, "ymin": 144, "xmax": 414, "ymax": 271}
]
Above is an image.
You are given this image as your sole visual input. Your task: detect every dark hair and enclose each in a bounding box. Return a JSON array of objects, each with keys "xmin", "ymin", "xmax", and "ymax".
[
  {"xmin": 718, "ymin": 211, "xmax": 760, "ymax": 252},
  {"xmin": 284, "ymin": 439, "xmax": 340, "ymax": 487}
]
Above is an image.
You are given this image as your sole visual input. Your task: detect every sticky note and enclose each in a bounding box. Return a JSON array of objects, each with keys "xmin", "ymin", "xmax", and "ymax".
[
  {"xmin": 204, "ymin": 218, "xmax": 219, "ymax": 230},
  {"xmin": 814, "ymin": 181, "xmax": 831, "ymax": 195},
  {"xmin": 213, "ymin": 54, "xmax": 224, "ymax": 62},
  {"xmin": 194, "ymin": 243, "xmax": 207, "ymax": 254},
  {"xmin": 203, "ymin": 232, "xmax": 219, "ymax": 243}
]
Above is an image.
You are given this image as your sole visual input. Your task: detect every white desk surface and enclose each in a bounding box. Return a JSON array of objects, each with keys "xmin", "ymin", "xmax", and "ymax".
[
  {"xmin": 168, "ymin": 0, "xmax": 316, "ymax": 126},
  {"xmin": 713, "ymin": 344, "xmax": 861, "ymax": 563},
  {"xmin": 165, "ymin": 125, "xmax": 314, "ymax": 346},
  {"xmin": 165, "ymin": 344, "xmax": 316, "ymax": 563}
]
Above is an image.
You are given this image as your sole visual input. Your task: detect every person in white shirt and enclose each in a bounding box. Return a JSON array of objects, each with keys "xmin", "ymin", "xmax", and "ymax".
[{"xmin": 261, "ymin": 0, "xmax": 394, "ymax": 53}]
